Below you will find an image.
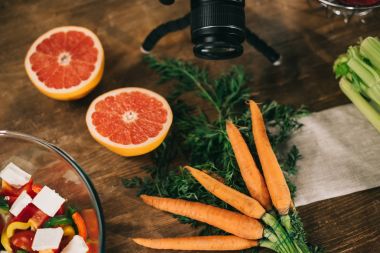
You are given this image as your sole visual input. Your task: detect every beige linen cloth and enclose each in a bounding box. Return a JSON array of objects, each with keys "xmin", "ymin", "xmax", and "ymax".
[{"xmin": 289, "ymin": 104, "xmax": 380, "ymax": 207}]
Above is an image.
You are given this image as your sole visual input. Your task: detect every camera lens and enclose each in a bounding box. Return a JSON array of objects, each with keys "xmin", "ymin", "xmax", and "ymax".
[{"xmin": 191, "ymin": 0, "xmax": 245, "ymax": 60}]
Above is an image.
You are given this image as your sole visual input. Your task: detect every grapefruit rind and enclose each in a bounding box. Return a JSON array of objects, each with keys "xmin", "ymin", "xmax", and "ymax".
[
  {"xmin": 86, "ymin": 87, "xmax": 173, "ymax": 157},
  {"xmin": 24, "ymin": 26, "xmax": 104, "ymax": 101}
]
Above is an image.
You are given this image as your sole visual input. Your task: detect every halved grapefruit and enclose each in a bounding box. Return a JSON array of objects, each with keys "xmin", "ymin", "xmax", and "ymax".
[
  {"xmin": 25, "ymin": 26, "xmax": 104, "ymax": 101},
  {"xmin": 86, "ymin": 87, "xmax": 173, "ymax": 156}
]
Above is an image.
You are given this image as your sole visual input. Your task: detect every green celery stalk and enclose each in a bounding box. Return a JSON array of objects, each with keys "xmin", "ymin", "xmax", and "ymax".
[
  {"xmin": 347, "ymin": 59, "xmax": 378, "ymax": 88},
  {"xmin": 370, "ymin": 99, "xmax": 380, "ymax": 112},
  {"xmin": 340, "ymin": 78, "xmax": 380, "ymax": 132},
  {"xmin": 366, "ymin": 85, "xmax": 380, "ymax": 107},
  {"xmin": 334, "ymin": 44, "xmax": 380, "ymax": 108},
  {"xmin": 360, "ymin": 37, "xmax": 380, "ymax": 71},
  {"xmin": 347, "ymin": 46, "xmax": 380, "ymax": 87}
]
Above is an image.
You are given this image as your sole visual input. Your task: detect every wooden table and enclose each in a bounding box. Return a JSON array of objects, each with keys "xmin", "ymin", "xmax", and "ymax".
[{"xmin": 1, "ymin": 0, "xmax": 379, "ymax": 252}]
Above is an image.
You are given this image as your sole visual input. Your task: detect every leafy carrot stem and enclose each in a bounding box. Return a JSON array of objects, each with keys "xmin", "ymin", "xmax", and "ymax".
[
  {"xmin": 259, "ymin": 239, "xmax": 282, "ymax": 252},
  {"xmin": 262, "ymin": 213, "xmax": 297, "ymax": 252},
  {"xmin": 264, "ymin": 228, "xmax": 290, "ymax": 253},
  {"xmin": 281, "ymin": 214, "xmax": 312, "ymax": 253}
]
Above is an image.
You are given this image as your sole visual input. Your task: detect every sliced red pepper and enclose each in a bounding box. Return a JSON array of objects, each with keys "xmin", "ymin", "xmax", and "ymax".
[
  {"xmin": 56, "ymin": 205, "xmax": 65, "ymax": 216},
  {"xmin": 30, "ymin": 183, "xmax": 43, "ymax": 198},
  {"xmin": 10, "ymin": 230, "xmax": 35, "ymax": 252},
  {"xmin": 1, "ymin": 181, "xmax": 19, "ymax": 196},
  {"xmin": 29, "ymin": 209, "xmax": 49, "ymax": 230},
  {"xmin": 12, "ymin": 204, "xmax": 39, "ymax": 223},
  {"xmin": 31, "ymin": 184, "xmax": 43, "ymax": 194},
  {"xmin": 59, "ymin": 236, "xmax": 71, "ymax": 250},
  {"xmin": 6, "ymin": 196, "xmax": 18, "ymax": 206},
  {"xmin": 81, "ymin": 209, "xmax": 99, "ymax": 240},
  {"xmin": 0, "ymin": 179, "xmax": 33, "ymax": 197},
  {"xmin": 0, "ymin": 215, "xmax": 4, "ymax": 236}
]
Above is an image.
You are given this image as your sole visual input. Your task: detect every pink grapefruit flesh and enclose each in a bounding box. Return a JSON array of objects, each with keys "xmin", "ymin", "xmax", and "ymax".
[
  {"xmin": 25, "ymin": 26, "xmax": 104, "ymax": 100},
  {"xmin": 86, "ymin": 87, "xmax": 173, "ymax": 156}
]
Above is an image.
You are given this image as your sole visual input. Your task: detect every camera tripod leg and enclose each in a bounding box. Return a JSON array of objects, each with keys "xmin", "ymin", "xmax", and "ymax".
[
  {"xmin": 141, "ymin": 13, "xmax": 191, "ymax": 54},
  {"xmin": 245, "ymin": 28, "xmax": 282, "ymax": 66}
]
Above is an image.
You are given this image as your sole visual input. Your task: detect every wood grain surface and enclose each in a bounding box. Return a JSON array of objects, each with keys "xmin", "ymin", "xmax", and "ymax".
[{"xmin": 0, "ymin": 0, "xmax": 379, "ymax": 252}]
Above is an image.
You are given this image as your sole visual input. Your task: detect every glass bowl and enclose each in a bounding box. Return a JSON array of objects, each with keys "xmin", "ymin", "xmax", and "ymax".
[
  {"xmin": 317, "ymin": 0, "xmax": 380, "ymax": 22},
  {"xmin": 0, "ymin": 130, "xmax": 105, "ymax": 252}
]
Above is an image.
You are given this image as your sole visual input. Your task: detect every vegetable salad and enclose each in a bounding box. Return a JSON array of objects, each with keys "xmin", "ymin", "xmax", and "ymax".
[{"xmin": 0, "ymin": 163, "xmax": 98, "ymax": 253}]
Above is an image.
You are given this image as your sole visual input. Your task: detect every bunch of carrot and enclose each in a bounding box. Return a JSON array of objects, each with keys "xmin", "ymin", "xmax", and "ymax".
[{"xmin": 132, "ymin": 100, "xmax": 311, "ymax": 253}]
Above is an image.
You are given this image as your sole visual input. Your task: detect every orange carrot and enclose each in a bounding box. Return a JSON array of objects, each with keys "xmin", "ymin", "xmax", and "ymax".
[
  {"xmin": 140, "ymin": 195, "xmax": 263, "ymax": 240},
  {"xmin": 225, "ymin": 121, "xmax": 272, "ymax": 210},
  {"xmin": 72, "ymin": 212, "xmax": 88, "ymax": 240},
  {"xmin": 249, "ymin": 100, "xmax": 291, "ymax": 215},
  {"xmin": 133, "ymin": 236, "xmax": 258, "ymax": 251},
  {"xmin": 185, "ymin": 166, "xmax": 265, "ymax": 219}
]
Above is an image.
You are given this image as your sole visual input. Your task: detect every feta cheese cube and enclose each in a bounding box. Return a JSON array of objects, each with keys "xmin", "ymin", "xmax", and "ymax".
[
  {"xmin": 32, "ymin": 227, "xmax": 64, "ymax": 251},
  {"xmin": 61, "ymin": 235, "xmax": 89, "ymax": 253},
  {"xmin": 9, "ymin": 190, "xmax": 32, "ymax": 216},
  {"xmin": 32, "ymin": 186, "xmax": 65, "ymax": 217},
  {"xmin": 0, "ymin": 162, "xmax": 31, "ymax": 188}
]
